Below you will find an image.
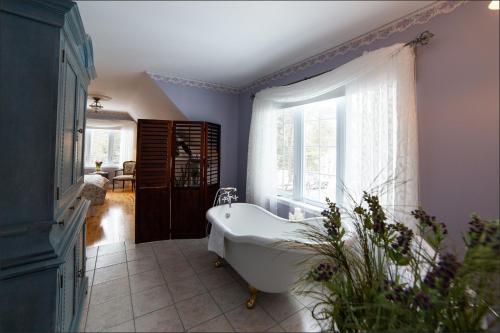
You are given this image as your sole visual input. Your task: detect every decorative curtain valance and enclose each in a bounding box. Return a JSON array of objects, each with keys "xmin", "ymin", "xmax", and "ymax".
[{"xmin": 247, "ymin": 43, "xmax": 418, "ymax": 229}]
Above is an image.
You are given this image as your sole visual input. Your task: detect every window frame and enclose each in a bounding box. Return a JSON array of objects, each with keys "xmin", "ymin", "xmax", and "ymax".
[
  {"xmin": 84, "ymin": 127, "xmax": 122, "ymax": 167},
  {"xmin": 276, "ymin": 96, "xmax": 346, "ymax": 208}
]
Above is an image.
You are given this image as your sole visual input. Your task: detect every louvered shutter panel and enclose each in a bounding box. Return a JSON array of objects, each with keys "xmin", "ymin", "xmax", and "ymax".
[
  {"xmin": 172, "ymin": 122, "xmax": 203, "ymax": 188},
  {"xmin": 136, "ymin": 120, "xmax": 170, "ymax": 188},
  {"xmin": 171, "ymin": 122, "xmax": 205, "ymax": 238},
  {"xmin": 204, "ymin": 123, "xmax": 221, "ymax": 216},
  {"xmin": 135, "ymin": 120, "xmax": 171, "ymax": 242},
  {"xmin": 206, "ymin": 123, "xmax": 220, "ymax": 186}
]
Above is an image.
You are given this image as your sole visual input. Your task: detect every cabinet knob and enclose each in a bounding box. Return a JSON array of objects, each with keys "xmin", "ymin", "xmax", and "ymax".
[
  {"xmin": 57, "ymin": 219, "xmax": 65, "ymax": 226},
  {"xmin": 69, "ymin": 206, "xmax": 75, "ymax": 210},
  {"xmin": 77, "ymin": 128, "xmax": 84, "ymax": 134},
  {"xmin": 77, "ymin": 269, "xmax": 84, "ymax": 278}
]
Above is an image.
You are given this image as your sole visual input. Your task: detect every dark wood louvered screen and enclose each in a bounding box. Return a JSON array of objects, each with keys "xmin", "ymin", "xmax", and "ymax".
[
  {"xmin": 171, "ymin": 122, "xmax": 205, "ymax": 239},
  {"xmin": 135, "ymin": 120, "xmax": 221, "ymax": 242},
  {"xmin": 205, "ymin": 123, "xmax": 221, "ymax": 214},
  {"xmin": 135, "ymin": 120, "xmax": 171, "ymax": 243}
]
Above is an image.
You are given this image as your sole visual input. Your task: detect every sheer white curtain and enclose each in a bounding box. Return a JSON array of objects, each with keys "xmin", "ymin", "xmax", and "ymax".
[
  {"xmin": 344, "ymin": 46, "xmax": 418, "ymax": 228},
  {"xmin": 247, "ymin": 44, "xmax": 418, "ymax": 228},
  {"xmin": 246, "ymin": 97, "xmax": 278, "ymax": 212},
  {"xmin": 119, "ymin": 122, "xmax": 136, "ymax": 163}
]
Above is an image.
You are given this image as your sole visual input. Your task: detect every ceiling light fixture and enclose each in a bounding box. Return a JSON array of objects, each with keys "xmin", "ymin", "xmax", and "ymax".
[
  {"xmin": 489, "ymin": 1, "xmax": 499, "ymax": 10},
  {"xmin": 88, "ymin": 94, "xmax": 111, "ymax": 112}
]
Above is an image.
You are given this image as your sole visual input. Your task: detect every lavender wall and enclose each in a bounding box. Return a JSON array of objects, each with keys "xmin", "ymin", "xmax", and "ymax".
[
  {"xmin": 154, "ymin": 80, "xmax": 239, "ymax": 187},
  {"xmin": 237, "ymin": 2, "xmax": 499, "ymax": 252}
]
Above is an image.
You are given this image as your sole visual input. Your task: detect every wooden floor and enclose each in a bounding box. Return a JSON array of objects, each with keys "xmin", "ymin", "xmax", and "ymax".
[{"xmin": 85, "ymin": 188, "xmax": 135, "ymax": 247}]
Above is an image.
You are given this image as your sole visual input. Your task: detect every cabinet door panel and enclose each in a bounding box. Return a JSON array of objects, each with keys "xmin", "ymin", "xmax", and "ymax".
[
  {"xmin": 74, "ymin": 228, "xmax": 85, "ymax": 299},
  {"xmin": 61, "ymin": 59, "xmax": 78, "ymax": 194},
  {"xmin": 62, "ymin": 247, "xmax": 76, "ymax": 332},
  {"xmin": 74, "ymin": 83, "xmax": 86, "ymax": 182}
]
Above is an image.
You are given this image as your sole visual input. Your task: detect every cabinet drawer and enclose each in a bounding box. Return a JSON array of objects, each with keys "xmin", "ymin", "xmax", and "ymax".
[{"xmin": 55, "ymin": 194, "xmax": 83, "ymax": 228}]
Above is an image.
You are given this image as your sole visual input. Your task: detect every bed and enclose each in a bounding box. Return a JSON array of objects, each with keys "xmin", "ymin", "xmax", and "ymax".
[{"xmin": 82, "ymin": 174, "xmax": 109, "ymax": 205}]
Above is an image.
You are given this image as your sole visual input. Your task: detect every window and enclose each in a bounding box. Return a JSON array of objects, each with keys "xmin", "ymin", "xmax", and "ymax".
[
  {"xmin": 84, "ymin": 128, "xmax": 121, "ymax": 166},
  {"xmin": 276, "ymin": 96, "xmax": 345, "ymax": 206},
  {"xmin": 276, "ymin": 108, "xmax": 295, "ymax": 195}
]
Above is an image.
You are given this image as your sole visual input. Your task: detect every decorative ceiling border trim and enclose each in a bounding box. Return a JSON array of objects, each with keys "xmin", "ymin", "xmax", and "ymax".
[
  {"xmin": 241, "ymin": 0, "xmax": 466, "ymax": 93},
  {"xmin": 147, "ymin": 1, "xmax": 465, "ymax": 95},
  {"xmin": 147, "ymin": 71, "xmax": 240, "ymax": 95}
]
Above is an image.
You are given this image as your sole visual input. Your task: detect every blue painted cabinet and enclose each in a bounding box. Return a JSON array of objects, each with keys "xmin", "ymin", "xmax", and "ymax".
[{"xmin": 0, "ymin": 1, "xmax": 95, "ymax": 331}]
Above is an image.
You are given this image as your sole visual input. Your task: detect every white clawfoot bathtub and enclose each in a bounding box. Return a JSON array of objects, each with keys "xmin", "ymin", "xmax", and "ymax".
[{"xmin": 206, "ymin": 203, "xmax": 323, "ymax": 297}]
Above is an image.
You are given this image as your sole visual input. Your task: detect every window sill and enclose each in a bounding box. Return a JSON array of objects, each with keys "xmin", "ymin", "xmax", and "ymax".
[
  {"xmin": 84, "ymin": 165, "xmax": 120, "ymax": 169},
  {"xmin": 276, "ymin": 196, "xmax": 324, "ymax": 216}
]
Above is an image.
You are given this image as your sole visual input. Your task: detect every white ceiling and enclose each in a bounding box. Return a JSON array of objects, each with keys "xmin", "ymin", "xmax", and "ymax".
[{"xmin": 78, "ymin": 1, "xmax": 433, "ymax": 112}]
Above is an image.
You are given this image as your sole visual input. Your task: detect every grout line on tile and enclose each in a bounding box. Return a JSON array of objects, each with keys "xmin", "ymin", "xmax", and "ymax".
[
  {"xmin": 83, "ymin": 252, "xmax": 97, "ymax": 332},
  {"xmin": 184, "ymin": 239, "xmax": 238, "ymax": 332},
  {"xmin": 199, "ymin": 254, "xmax": 284, "ymax": 331},
  {"xmin": 260, "ymin": 292, "xmax": 306, "ymax": 327},
  {"xmin": 169, "ymin": 291, "xmax": 229, "ymax": 332},
  {"xmin": 87, "ymin": 274, "xmax": 134, "ymax": 330},
  {"xmin": 154, "ymin": 241, "xmax": 187, "ymax": 332},
  {"xmin": 132, "ymin": 304, "xmax": 173, "ymax": 323},
  {"xmin": 275, "ymin": 306, "xmax": 306, "ymax": 329},
  {"xmin": 124, "ymin": 249, "xmax": 137, "ymax": 332},
  {"xmin": 221, "ymin": 311, "xmax": 237, "ymax": 332},
  {"xmin": 169, "ymin": 240, "xmax": 229, "ymax": 330}
]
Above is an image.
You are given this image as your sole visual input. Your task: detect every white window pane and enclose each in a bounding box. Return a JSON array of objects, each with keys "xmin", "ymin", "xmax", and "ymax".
[
  {"xmin": 283, "ymin": 110, "xmax": 294, "ymax": 124},
  {"xmin": 278, "ymin": 167, "xmax": 294, "ymax": 192},
  {"xmin": 111, "ymin": 131, "xmax": 121, "ymax": 164},
  {"xmin": 320, "ymin": 147, "xmax": 336, "ymax": 175},
  {"xmin": 304, "ymin": 147, "xmax": 319, "ymax": 173},
  {"xmin": 276, "ymin": 110, "xmax": 294, "ymax": 194},
  {"xmin": 85, "ymin": 128, "xmax": 121, "ymax": 166},
  {"xmin": 284, "ymin": 123, "xmax": 294, "ymax": 147},
  {"xmin": 304, "ymin": 120, "xmax": 319, "ymax": 147},
  {"xmin": 302, "ymin": 96, "xmax": 342, "ymax": 205},
  {"xmin": 277, "ymin": 95, "xmax": 343, "ymax": 206},
  {"xmin": 320, "ymin": 174, "xmax": 336, "ymax": 202},
  {"xmin": 319, "ymin": 119, "xmax": 336, "ymax": 147},
  {"xmin": 304, "ymin": 108, "xmax": 319, "ymax": 121},
  {"xmin": 277, "ymin": 112, "xmax": 284, "ymax": 132},
  {"xmin": 90, "ymin": 130, "xmax": 110, "ymax": 163},
  {"xmin": 304, "ymin": 173, "xmax": 320, "ymax": 201},
  {"xmin": 318, "ymin": 101, "xmax": 337, "ymax": 120}
]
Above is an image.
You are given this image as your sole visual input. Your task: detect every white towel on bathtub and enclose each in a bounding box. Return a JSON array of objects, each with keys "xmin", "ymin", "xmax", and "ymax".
[{"xmin": 208, "ymin": 224, "xmax": 225, "ymax": 258}]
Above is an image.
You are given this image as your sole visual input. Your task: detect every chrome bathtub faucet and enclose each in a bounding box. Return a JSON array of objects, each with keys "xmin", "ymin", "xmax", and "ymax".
[{"xmin": 219, "ymin": 187, "xmax": 238, "ymax": 209}]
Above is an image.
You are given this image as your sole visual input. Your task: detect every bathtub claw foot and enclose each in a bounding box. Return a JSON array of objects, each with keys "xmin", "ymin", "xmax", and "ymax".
[
  {"xmin": 214, "ymin": 257, "xmax": 224, "ymax": 268},
  {"xmin": 246, "ymin": 286, "xmax": 259, "ymax": 309}
]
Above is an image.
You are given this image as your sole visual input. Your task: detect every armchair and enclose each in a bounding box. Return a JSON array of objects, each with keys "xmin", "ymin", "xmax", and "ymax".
[{"xmin": 112, "ymin": 161, "xmax": 136, "ymax": 191}]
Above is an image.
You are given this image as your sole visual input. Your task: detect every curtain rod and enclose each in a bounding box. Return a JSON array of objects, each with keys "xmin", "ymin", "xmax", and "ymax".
[{"xmin": 250, "ymin": 30, "xmax": 434, "ymax": 99}]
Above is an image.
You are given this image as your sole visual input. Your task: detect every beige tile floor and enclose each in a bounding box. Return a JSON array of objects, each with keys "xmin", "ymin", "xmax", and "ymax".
[{"xmin": 80, "ymin": 238, "xmax": 326, "ymax": 332}]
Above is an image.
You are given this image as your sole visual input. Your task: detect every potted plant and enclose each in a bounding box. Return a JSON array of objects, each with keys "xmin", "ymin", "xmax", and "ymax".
[
  {"xmin": 174, "ymin": 166, "xmax": 188, "ymax": 187},
  {"xmin": 95, "ymin": 160, "xmax": 103, "ymax": 172},
  {"xmin": 190, "ymin": 162, "xmax": 200, "ymax": 186},
  {"xmin": 292, "ymin": 193, "xmax": 499, "ymax": 332}
]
